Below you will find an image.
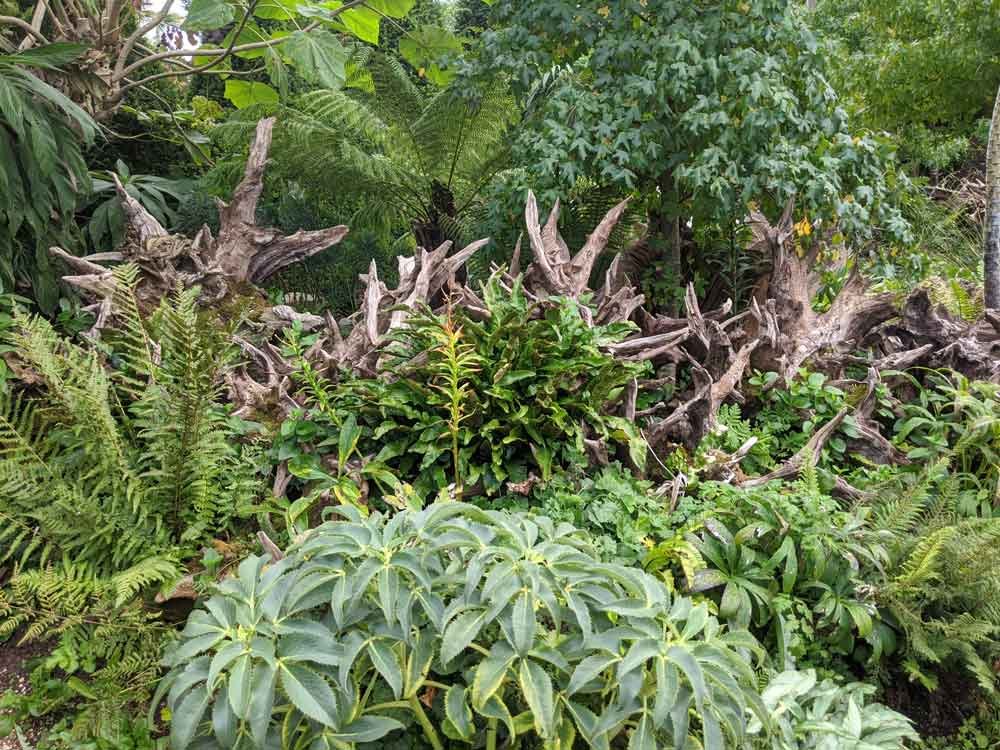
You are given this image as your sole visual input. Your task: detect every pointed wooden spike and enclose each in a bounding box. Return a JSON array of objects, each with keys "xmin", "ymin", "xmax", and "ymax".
[
  {"xmin": 569, "ymin": 197, "xmax": 629, "ymax": 295},
  {"xmin": 509, "ymin": 233, "xmax": 522, "ymax": 276},
  {"xmin": 113, "ymin": 173, "xmax": 167, "ymax": 246}
]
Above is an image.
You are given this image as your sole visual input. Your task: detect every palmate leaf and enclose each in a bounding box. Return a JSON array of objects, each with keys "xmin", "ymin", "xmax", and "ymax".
[
  {"xmin": 163, "ymin": 505, "xmax": 765, "ymax": 749},
  {"xmin": 183, "ymin": 0, "xmax": 235, "ymax": 31},
  {"xmin": 285, "ymin": 30, "xmax": 348, "ymax": 89}
]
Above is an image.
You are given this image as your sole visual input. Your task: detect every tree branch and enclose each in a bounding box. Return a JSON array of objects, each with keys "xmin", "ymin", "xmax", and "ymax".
[
  {"xmin": 114, "ymin": 0, "xmax": 176, "ymax": 81},
  {"xmin": 0, "ymin": 15, "xmax": 49, "ymax": 44},
  {"xmin": 118, "ymin": 0, "xmax": 369, "ymax": 92}
]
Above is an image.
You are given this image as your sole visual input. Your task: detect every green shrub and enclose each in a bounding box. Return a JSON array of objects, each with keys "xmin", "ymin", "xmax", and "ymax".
[
  {"xmin": 156, "ymin": 503, "xmax": 767, "ymax": 750},
  {"xmin": 655, "ymin": 467, "xmax": 884, "ymax": 673},
  {"xmin": 749, "ymin": 669, "xmax": 917, "ymax": 749},
  {"xmin": 276, "ymin": 276, "xmax": 650, "ymax": 503},
  {"xmin": 491, "ymin": 463, "xmax": 697, "ymax": 568}
]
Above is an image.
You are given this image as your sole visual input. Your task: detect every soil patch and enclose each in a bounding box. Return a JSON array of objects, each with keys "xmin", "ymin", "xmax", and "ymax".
[{"xmin": 0, "ymin": 636, "xmax": 55, "ymax": 750}]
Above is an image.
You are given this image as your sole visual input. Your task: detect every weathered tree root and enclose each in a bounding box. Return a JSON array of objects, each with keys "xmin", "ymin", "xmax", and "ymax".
[
  {"xmin": 51, "ymin": 117, "xmax": 348, "ymax": 312},
  {"xmin": 50, "ymin": 118, "xmax": 1000, "ymax": 487}
]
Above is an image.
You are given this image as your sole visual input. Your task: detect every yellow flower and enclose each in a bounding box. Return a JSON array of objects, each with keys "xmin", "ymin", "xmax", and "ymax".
[
  {"xmin": 794, "ymin": 217, "xmax": 812, "ymax": 237},
  {"xmin": 642, "ymin": 537, "xmax": 655, "ymax": 549},
  {"xmin": 597, "ymin": 5, "xmax": 610, "ymax": 17}
]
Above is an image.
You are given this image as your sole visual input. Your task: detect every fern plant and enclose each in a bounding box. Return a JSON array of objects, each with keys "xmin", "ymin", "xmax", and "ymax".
[
  {"xmin": 867, "ymin": 459, "xmax": 1000, "ymax": 693},
  {"xmin": 0, "ymin": 266, "xmax": 262, "ymax": 577},
  {"xmin": 0, "ymin": 265, "xmax": 267, "ymax": 737},
  {"xmin": 0, "ymin": 561, "xmax": 167, "ymax": 736},
  {"xmin": 276, "ymin": 53, "xmax": 516, "ymax": 249}
]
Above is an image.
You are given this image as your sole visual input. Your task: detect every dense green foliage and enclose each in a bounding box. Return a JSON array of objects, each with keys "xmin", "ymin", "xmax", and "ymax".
[
  {"xmin": 158, "ymin": 503, "xmax": 768, "ymax": 750},
  {"xmin": 0, "ymin": 44, "xmax": 97, "ymax": 310},
  {"xmin": 3, "ymin": 0, "xmax": 1000, "ymax": 747},
  {"xmin": 277, "ymin": 277, "xmax": 648, "ymax": 502},
  {"xmin": 465, "ymin": 0, "xmax": 909, "ymax": 241},
  {"xmin": 817, "ymin": 0, "xmax": 1000, "ymax": 170}
]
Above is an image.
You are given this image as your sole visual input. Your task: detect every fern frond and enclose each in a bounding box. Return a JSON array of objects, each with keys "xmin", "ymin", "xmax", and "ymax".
[
  {"xmin": 111, "ymin": 556, "xmax": 181, "ymax": 607},
  {"xmin": 108, "ymin": 263, "xmax": 156, "ymax": 400}
]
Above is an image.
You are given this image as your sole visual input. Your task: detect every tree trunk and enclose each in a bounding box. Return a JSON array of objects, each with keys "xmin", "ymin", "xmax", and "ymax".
[{"xmin": 984, "ymin": 82, "xmax": 1000, "ymax": 309}]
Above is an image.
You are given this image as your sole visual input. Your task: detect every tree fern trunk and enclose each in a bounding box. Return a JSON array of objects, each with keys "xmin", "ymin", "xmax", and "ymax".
[{"xmin": 984, "ymin": 83, "xmax": 1000, "ymax": 309}]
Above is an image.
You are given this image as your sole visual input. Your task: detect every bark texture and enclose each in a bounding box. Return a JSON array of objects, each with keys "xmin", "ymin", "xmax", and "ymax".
[
  {"xmin": 985, "ymin": 82, "xmax": 1000, "ymax": 309},
  {"xmin": 51, "ymin": 117, "xmax": 348, "ymax": 311}
]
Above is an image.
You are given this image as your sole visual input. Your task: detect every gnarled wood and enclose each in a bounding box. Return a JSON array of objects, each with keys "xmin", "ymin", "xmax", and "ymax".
[{"xmin": 51, "ymin": 117, "xmax": 348, "ymax": 310}]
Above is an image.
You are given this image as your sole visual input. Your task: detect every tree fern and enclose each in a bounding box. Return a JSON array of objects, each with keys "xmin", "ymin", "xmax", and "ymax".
[{"xmin": 279, "ymin": 54, "xmax": 516, "ymax": 248}]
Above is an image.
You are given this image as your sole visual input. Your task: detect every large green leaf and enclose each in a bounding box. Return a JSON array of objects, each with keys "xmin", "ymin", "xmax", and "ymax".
[
  {"xmin": 367, "ymin": 640, "xmax": 403, "ymax": 698},
  {"xmin": 170, "ymin": 684, "xmax": 211, "ymax": 750},
  {"xmin": 441, "ymin": 610, "xmax": 487, "ymax": 664},
  {"xmin": 285, "ymin": 29, "xmax": 347, "ymax": 89},
  {"xmin": 368, "ymin": 0, "xmax": 415, "ymax": 17},
  {"xmin": 0, "ymin": 43, "xmax": 87, "ymax": 70},
  {"xmin": 253, "ymin": 0, "xmax": 297, "ymax": 20},
  {"xmin": 445, "ymin": 685, "xmax": 475, "ymax": 741},
  {"xmin": 183, "ymin": 0, "xmax": 235, "ymax": 31},
  {"xmin": 333, "ymin": 716, "xmax": 404, "ymax": 742},
  {"xmin": 279, "ymin": 662, "xmax": 339, "ymax": 727},
  {"xmin": 518, "ymin": 659, "xmax": 556, "ymax": 739},
  {"xmin": 340, "ymin": 6, "xmax": 381, "ymax": 44},
  {"xmin": 224, "ymin": 80, "xmax": 279, "ymax": 108},
  {"xmin": 398, "ymin": 25, "xmax": 463, "ymax": 86}
]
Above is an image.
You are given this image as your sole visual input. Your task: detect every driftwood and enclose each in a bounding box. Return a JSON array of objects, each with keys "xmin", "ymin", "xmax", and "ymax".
[
  {"xmin": 47, "ymin": 118, "xmax": 1000, "ymax": 489},
  {"xmin": 745, "ymin": 202, "xmax": 897, "ymax": 382},
  {"xmin": 51, "ymin": 117, "xmax": 348, "ymax": 311}
]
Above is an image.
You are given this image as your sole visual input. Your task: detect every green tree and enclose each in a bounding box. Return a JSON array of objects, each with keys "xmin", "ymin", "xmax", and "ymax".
[
  {"xmin": 463, "ymin": 0, "xmax": 908, "ymax": 285},
  {"xmin": 816, "ymin": 0, "xmax": 1000, "ymax": 171}
]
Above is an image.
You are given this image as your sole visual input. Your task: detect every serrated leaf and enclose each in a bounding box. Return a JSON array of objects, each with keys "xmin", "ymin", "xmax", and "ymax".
[
  {"xmin": 170, "ymin": 684, "xmax": 210, "ymax": 750},
  {"xmin": 280, "ymin": 662, "xmax": 339, "ymax": 727},
  {"xmin": 249, "ymin": 662, "xmax": 276, "ymax": 746},
  {"xmin": 227, "ymin": 654, "xmax": 253, "ymax": 719},
  {"xmin": 567, "ymin": 654, "xmax": 617, "ymax": 696},
  {"xmin": 512, "ymin": 591, "xmax": 535, "ymax": 655},
  {"xmin": 441, "ymin": 610, "xmax": 486, "ymax": 664},
  {"xmin": 445, "ymin": 685, "xmax": 475, "ymax": 740},
  {"xmin": 472, "ymin": 649, "xmax": 514, "ymax": 708},
  {"xmin": 333, "ymin": 716, "xmax": 404, "ymax": 742},
  {"xmin": 628, "ymin": 712, "xmax": 655, "ymax": 750},
  {"xmin": 518, "ymin": 659, "xmax": 555, "ymax": 739},
  {"xmin": 368, "ymin": 640, "xmax": 403, "ymax": 699}
]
